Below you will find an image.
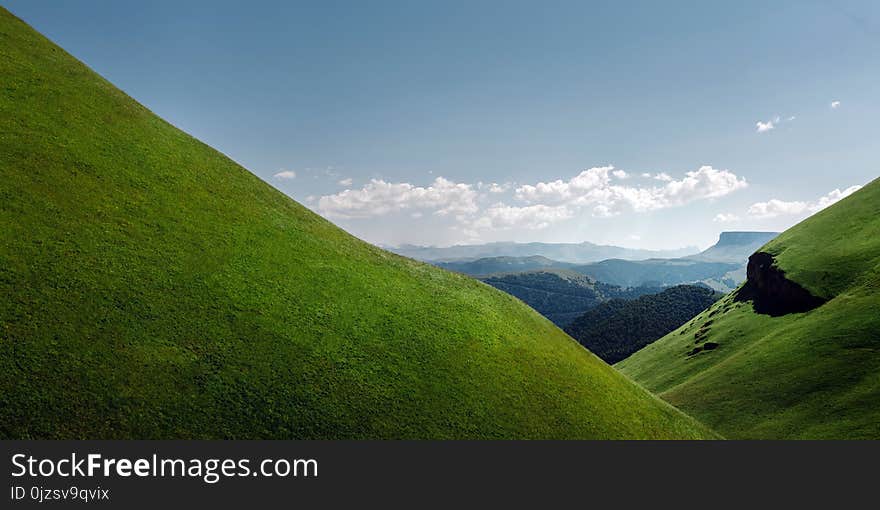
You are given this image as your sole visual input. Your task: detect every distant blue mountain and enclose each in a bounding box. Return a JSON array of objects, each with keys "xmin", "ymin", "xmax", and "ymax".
[{"xmin": 387, "ymin": 241, "xmax": 699, "ymax": 264}]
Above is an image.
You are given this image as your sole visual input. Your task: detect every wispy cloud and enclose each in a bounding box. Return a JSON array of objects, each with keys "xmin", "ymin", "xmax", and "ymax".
[
  {"xmin": 831, "ymin": 100, "xmax": 841, "ymax": 109},
  {"xmin": 756, "ymin": 120, "xmax": 775, "ymax": 133},
  {"xmin": 713, "ymin": 213, "xmax": 740, "ymax": 223},
  {"xmin": 338, "ymin": 177, "xmax": 353, "ymax": 186},
  {"xmin": 756, "ymin": 114, "xmax": 795, "ymax": 133},
  {"xmin": 274, "ymin": 170, "xmax": 297, "ymax": 179}
]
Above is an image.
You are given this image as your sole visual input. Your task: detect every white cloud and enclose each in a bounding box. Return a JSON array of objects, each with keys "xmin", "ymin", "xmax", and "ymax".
[
  {"xmin": 317, "ymin": 177, "xmax": 478, "ymax": 219},
  {"xmin": 747, "ymin": 185, "xmax": 862, "ymax": 218},
  {"xmin": 831, "ymin": 100, "xmax": 841, "ymax": 109},
  {"xmin": 274, "ymin": 170, "xmax": 297, "ymax": 179},
  {"xmin": 640, "ymin": 173, "xmax": 652, "ymax": 178},
  {"xmin": 628, "ymin": 234, "xmax": 641, "ymax": 241},
  {"xmin": 470, "ymin": 203, "xmax": 573, "ymax": 230},
  {"xmin": 515, "ymin": 165, "xmax": 746, "ymax": 213},
  {"xmin": 465, "ymin": 165, "xmax": 748, "ymax": 230},
  {"xmin": 812, "ymin": 185, "xmax": 862, "ymax": 211},
  {"xmin": 756, "ymin": 114, "xmax": 796, "ymax": 133},
  {"xmin": 338, "ymin": 177, "xmax": 353, "ymax": 186},
  {"xmin": 314, "ymin": 164, "xmax": 749, "ymax": 238},
  {"xmin": 747, "ymin": 199, "xmax": 808, "ymax": 218},
  {"xmin": 515, "ymin": 166, "xmax": 615, "ymax": 204},
  {"xmin": 488, "ymin": 182, "xmax": 511, "ymax": 193},
  {"xmin": 713, "ymin": 213, "xmax": 740, "ymax": 223},
  {"xmin": 756, "ymin": 120, "xmax": 775, "ymax": 133}
]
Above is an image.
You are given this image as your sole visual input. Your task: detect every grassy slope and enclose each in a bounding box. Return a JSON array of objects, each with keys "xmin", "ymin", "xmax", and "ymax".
[
  {"xmin": 618, "ymin": 179, "xmax": 880, "ymax": 439},
  {"xmin": 0, "ymin": 9, "xmax": 714, "ymax": 439}
]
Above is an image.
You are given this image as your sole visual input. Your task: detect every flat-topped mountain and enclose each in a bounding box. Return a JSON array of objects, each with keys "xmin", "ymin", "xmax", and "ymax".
[{"xmin": 689, "ymin": 231, "xmax": 779, "ymax": 263}]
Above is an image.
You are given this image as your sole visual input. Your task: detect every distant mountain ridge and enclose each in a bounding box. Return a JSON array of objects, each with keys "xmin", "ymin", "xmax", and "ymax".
[
  {"xmin": 388, "ymin": 241, "xmax": 699, "ymax": 264},
  {"xmin": 436, "ymin": 231, "xmax": 779, "ymax": 293}
]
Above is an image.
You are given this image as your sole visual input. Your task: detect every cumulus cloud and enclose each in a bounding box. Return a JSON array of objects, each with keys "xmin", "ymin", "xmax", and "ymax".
[
  {"xmin": 515, "ymin": 165, "xmax": 746, "ymax": 213},
  {"xmin": 488, "ymin": 182, "xmax": 511, "ymax": 193},
  {"xmin": 831, "ymin": 100, "xmax": 841, "ymax": 109},
  {"xmin": 470, "ymin": 203, "xmax": 573, "ymax": 230},
  {"xmin": 747, "ymin": 185, "xmax": 862, "ymax": 218},
  {"xmin": 467, "ymin": 165, "xmax": 747, "ymax": 230},
  {"xmin": 274, "ymin": 170, "xmax": 297, "ymax": 179},
  {"xmin": 747, "ymin": 199, "xmax": 808, "ymax": 218},
  {"xmin": 812, "ymin": 185, "xmax": 862, "ymax": 210},
  {"xmin": 317, "ymin": 177, "xmax": 478, "ymax": 219},
  {"xmin": 314, "ymin": 165, "xmax": 749, "ymax": 237},
  {"xmin": 713, "ymin": 213, "xmax": 740, "ymax": 223},
  {"xmin": 338, "ymin": 177, "xmax": 353, "ymax": 186}
]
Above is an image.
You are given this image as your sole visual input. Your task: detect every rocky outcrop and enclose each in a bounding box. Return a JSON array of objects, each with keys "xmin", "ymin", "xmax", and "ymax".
[{"xmin": 734, "ymin": 252, "xmax": 826, "ymax": 316}]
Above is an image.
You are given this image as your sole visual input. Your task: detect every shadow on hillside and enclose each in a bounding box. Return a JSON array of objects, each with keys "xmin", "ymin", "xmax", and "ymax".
[{"xmin": 734, "ymin": 252, "xmax": 826, "ymax": 317}]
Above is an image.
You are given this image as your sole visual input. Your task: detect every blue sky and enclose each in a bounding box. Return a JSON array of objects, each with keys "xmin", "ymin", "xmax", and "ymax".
[{"xmin": 5, "ymin": 0, "xmax": 878, "ymax": 249}]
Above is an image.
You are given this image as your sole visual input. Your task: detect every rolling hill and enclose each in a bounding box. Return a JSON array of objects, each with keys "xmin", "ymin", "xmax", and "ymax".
[
  {"xmin": 0, "ymin": 8, "xmax": 715, "ymax": 439},
  {"xmin": 564, "ymin": 285, "xmax": 722, "ymax": 364},
  {"xmin": 480, "ymin": 270, "xmax": 662, "ymax": 326},
  {"xmin": 618, "ymin": 179, "xmax": 880, "ymax": 439}
]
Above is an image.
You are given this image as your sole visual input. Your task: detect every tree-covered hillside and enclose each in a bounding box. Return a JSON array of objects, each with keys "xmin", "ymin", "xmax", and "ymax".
[
  {"xmin": 481, "ymin": 270, "xmax": 662, "ymax": 326},
  {"xmin": 564, "ymin": 285, "xmax": 721, "ymax": 364}
]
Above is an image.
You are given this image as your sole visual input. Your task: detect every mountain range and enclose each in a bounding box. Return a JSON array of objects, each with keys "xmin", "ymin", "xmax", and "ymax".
[
  {"xmin": 440, "ymin": 231, "xmax": 777, "ymax": 293},
  {"xmin": 388, "ymin": 241, "xmax": 699, "ymax": 264}
]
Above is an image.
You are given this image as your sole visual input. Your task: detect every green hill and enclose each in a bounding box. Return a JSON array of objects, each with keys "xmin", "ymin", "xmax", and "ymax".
[
  {"xmin": 0, "ymin": 8, "xmax": 714, "ymax": 439},
  {"xmin": 618, "ymin": 178, "xmax": 880, "ymax": 439},
  {"xmin": 565, "ymin": 285, "xmax": 721, "ymax": 364}
]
